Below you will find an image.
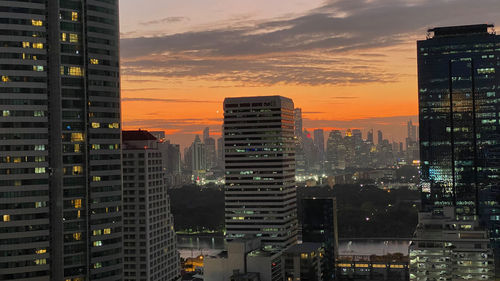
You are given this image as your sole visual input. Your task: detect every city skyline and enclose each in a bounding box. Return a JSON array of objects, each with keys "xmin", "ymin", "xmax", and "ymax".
[{"xmin": 119, "ymin": 0, "xmax": 500, "ymax": 148}]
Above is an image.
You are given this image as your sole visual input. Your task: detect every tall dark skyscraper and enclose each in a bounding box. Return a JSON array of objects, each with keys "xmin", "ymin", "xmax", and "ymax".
[
  {"xmin": 224, "ymin": 96, "xmax": 298, "ymax": 249},
  {"xmin": 418, "ymin": 24, "xmax": 500, "ymax": 266},
  {"xmin": 0, "ymin": 1, "xmax": 122, "ymax": 280},
  {"xmin": 377, "ymin": 130, "xmax": 383, "ymax": 145},
  {"xmin": 302, "ymin": 197, "xmax": 338, "ymax": 281}
]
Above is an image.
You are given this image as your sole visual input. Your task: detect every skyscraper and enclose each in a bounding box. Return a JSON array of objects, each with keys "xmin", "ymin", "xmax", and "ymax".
[
  {"xmin": 294, "ymin": 108, "xmax": 303, "ymax": 138},
  {"xmin": 418, "ymin": 24, "xmax": 500, "ymax": 270},
  {"xmin": 0, "ymin": 1, "xmax": 122, "ymax": 280},
  {"xmin": 377, "ymin": 130, "xmax": 383, "ymax": 145},
  {"xmin": 224, "ymin": 96, "xmax": 298, "ymax": 249},
  {"xmin": 313, "ymin": 129, "xmax": 325, "ymax": 163},
  {"xmin": 122, "ymin": 130, "xmax": 180, "ymax": 281}
]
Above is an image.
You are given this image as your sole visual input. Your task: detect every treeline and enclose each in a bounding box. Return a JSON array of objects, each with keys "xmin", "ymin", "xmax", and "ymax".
[{"xmin": 168, "ymin": 184, "xmax": 419, "ymax": 238}]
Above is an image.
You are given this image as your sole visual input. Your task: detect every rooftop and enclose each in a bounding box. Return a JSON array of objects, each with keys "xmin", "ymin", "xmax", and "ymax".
[
  {"xmin": 428, "ymin": 24, "xmax": 495, "ymax": 38},
  {"xmin": 122, "ymin": 130, "xmax": 158, "ymax": 141},
  {"xmin": 285, "ymin": 242, "xmax": 323, "ymax": 254}
]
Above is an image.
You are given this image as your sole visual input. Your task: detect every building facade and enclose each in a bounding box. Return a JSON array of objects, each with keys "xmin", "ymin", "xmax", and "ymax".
[
  {"xmin": 224, "ymin": 96, "xmax": 298, "ymax": 249},
  {"xmin": 122, "ymin": 130, "xmax": 180, "ymax": 281},
  {"xmin": 417, "ymin": 24, "xmax": 500, "ymax": 266},
  {"xmin": 0, "ymin": 0, "xmax": 122, "ymax": 280},
  {"xmin": 409, "ymin": 207, "xmax": 494, "ymax": 280}
]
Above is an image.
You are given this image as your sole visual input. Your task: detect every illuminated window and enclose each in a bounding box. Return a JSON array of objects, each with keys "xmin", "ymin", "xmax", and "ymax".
[
  {"xmin": 108, "ymin": 123, "xmax": 119, "ymax": 129},
  {"xmin": 72, "ymin": 12, "xmax": 78, "ymax": 21},
  {"xmin": 2, "ymin": 110, "xmax": 9, "ymax": 116},
  {"xmin": 73, "ymin": 199, "xmax": 82, "ymax": 209},
  {"xmin": 34, "ymin": 110, "xmax": 44, "ymax": 116},
  {"xmin": 92, "ymin": 144, "xmax": 101, "ymax": 150},
  {"xmin": 93, "ymin": 241, "xmax": 102, "ymax": 247},
  {"xmin": 74, "ymin": 144, "xmax": 80, "ymax": 153},
  {"xmin": 72, "ymin": 166, "xmax": 83, "ymax": 175},
  {"xmin": 35, "ymin": 202, "xmax": 44, "ymax": 208},
  {"xmin": 61, "ymin": 33, "xmax": 67, "ymax": 41},
  {"xmin": 32, "ymin": 19, "xmax": 43, "ymax": 26},
  {"xmin": 103, "ymin": 228, "xmax": 111, "ymax": 235},
  {"xmin": 91, "ymin": 122, "xmax": 100, "ymax": 128},
  {"xmin": 2, "ymin": 76, "xmax": 10, "ymax": 82},
  {"xmin": 33, "ymin": 65, "xmax": 44, "ymax": 72},
  {"xmin": 35, "ymin": 156, "xmax": 45, "ymax": 162},
  {"xmin": 22, "ymin": 42, "xmax": 30, "ymax": 48},
  {"xmin": 73, "ymin": 232, "xmax": 82, "ymax": 241},
  {"xmin": 35, "ymin": 259, "xmax": 47, "ymax": 265},
  {"xmin": 35, "ymin": 167, "xmax": 46, "ymax": 174},
  {"xmin": 69, "ymin": 66, "xmax": 83, "ymax": 76},
  {"xmin": 94, "ymin": 262, "xmax": 102, "ymax": 269},
  {"xmin": 92, "ymin": 176, "xmax": 101, "ymax": 182},
  {"xmin": 77, "ymin": 210, "xmax": 81, "ymax": 218},
  {"xmin": 90, "ymin": 58, "xmax": 99, "ymax": 65},
  {"xmin": 32, "ymin": 43, "xmax": 43, "ymax": 49},
  {"xmin": 71, "ymin": 133, "xmax": 84, "ymax": 142},
  {"xmin": 36, "ymin": 249, "xmax": 47, "ymax": 254},
  {"xmin": 69, "ymin": 33, "xmax": 78, "ymax": 43},
  {"xmin": 3, "ymin": 214, "xmax": 10, "ymax": 222},
  {"xmin": 34, "ymin": 145, "xmax": 45, "ymax": 151},
  {"xmin": 14, "ymin": 180, "xmax": 21, "ymax": 186}
]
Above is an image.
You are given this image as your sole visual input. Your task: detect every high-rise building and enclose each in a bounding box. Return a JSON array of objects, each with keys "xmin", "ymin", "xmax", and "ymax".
[
  {"xmin": 203, "ymin": 127, "xmax": 210, "ymax": 143},
  {"xmin": 122, "ymin": 130, "xmax": 180, "ymax": 281},
  {"xmin": 377, "ymin": 130, "xmax": 383, "ymax": 145},
  {"xmin": 224, "ymin": 96, "xmax": 298, "ymax": 249},
  {"xmin": 418, "ymin": 24, "xmax": 500, "ymax": 272},
  {"xmin": 217, "ymin": 136, "xmax": 224, "ymax": 168},
  {"xmin": 0, "ymin": 1, "xmax": 122, "ymax": 280},
  {"xmin": 294, "ymin": 108, "xmax": 303, "ymax": 139},
  {"xmin": 407, "ymin": 120, "xmax": 417, "ymax": 143},
  {"xmin": 366, "ymin": 129, "xmax": 374, "ymax": 144},
  {"xmin": 326, "ymin": 130, "xmax": 345, "ymax": 171},
  {"xmin": 190, "ymin": 135, "xmax": 206, "ymax": 179},
  {"xmin": 302, "ymin": 197, "xmax": 338, "ymax": 281},
  {"xmin": 313, "ymin": 129, "xmax": 325, "ymax": 163}
]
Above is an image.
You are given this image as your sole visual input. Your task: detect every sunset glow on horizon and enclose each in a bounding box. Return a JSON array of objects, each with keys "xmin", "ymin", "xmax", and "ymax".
[{"xmin": 119, "ymin": 0, "xmax": 500, "ymax": 149}]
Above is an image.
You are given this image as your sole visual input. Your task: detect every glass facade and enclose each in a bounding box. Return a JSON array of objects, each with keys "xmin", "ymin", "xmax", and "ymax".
[
  {"xmin": 418, "ymin": 24, "xmax": 500, "ymax": 270},
  {"xmin": 0, "ymin": 0, "xmax": 122, "ymax": 280}
]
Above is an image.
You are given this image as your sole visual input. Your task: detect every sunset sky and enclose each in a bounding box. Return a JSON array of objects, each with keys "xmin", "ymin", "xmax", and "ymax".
[{"xmin": 119, "ymin": 0, "xmax": 500, "ymax": 149}]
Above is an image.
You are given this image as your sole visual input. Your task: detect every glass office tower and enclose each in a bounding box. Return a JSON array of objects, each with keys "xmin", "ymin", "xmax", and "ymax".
[
  {"xmin": 0, "ymin": 0, "xmax": 122, "ymax": 280},
  {"xmin": 418, "ymin": 24, "xmax": 500, "ymax": 268}
]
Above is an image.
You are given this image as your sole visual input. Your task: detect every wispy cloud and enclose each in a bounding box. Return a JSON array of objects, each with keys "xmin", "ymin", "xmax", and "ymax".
[
  {"xmin": 121, "ymin": 0, "xmax": 499, "ymax": 86},
  {"xmin": 139, "ymin": 16, "xmax": 190, "ymax": 26}
]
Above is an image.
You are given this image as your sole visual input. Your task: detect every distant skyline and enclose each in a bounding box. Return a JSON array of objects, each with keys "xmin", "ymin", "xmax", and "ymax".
[{"xmin": 119, "ymin": 0, "xmax": 500, "ymax": 148}]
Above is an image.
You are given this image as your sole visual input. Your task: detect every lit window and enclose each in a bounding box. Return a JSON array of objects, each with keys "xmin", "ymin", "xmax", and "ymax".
[
  {"xmin": 74, "ymin": 144, "xmax": 80, "ymax": 153},
  {"xmin": 72, "ymin": 166, "xmax": 83, "ymax": 175},
  {"xmin": 91, "ymin": 122, "xmax": 100, "ymax": 128},
  {"xmin": 93, "ymin": 176, "xmax": 101, "ymax": 182},
  {"xmin": 1, "ymin": 76, "xmax": 10, "ymax": 82},
  {"xmin": 2, "ymin": 110, "xmax": 9, "ymax": 116},
  {"xmin": 36, "ymin": 249, "xmax": 47, "ymax": 254},
  {"xmin": 35, "ymin": 259, "xmax": 47, "ymax": 265},
  {"xmin": 69, "ymin": 66, "xmax": 83, "ymax": 76},
  {"xmin": 31, "ymin": 19, "xmax": 43, "ymax": 26},
  {"xmin": 103, "ymin": 228, "xmax": 111, "ymax": 235},
  {"xmin": 73, "ymin": 233, "xmax": 82, "ymax": 241},
  {"xmin": 61, "ymin": 33, "xmax": 67, "ymax": 41},
  {"xmin": 72, "ymin": 12, "xmax": 78, "ymax": 21},
  {"xmin": 35, "ymin": 167, "xmax": 46, "ymax": 174},
  {"xmin": 69, "ymin": 33, "xmax": 78, "ymax": 43},
  {"xmin": 2, "ymin": 214, "xmax": 10, "ymax": 222},
  {"xmin": 35, "ymin": 156, "xmax": 45, "ymax": 162},
  {"xmin": 71, "ymin": 133, "xmax": 84, "ymax": 142},
  {"xmin": 22, "ymin": 42, "xmax": 30, "ymax": 48},
  {"xmin": 32, "ymin": 43, "xmax": 43, "ymax": 49},
  {"xmin": 94, "ymin": 262, "xmax": 102, "ymax": 269},
  {"xmin": 93, "ymin": 241, "xmax": 103, "ymax": 247},
  {"xmin": 34, "ymin": 145, "xmax": 45, "ymax": 151},
  {"xmin": 73, "ymin": 199, "xmax": 82, "ymax": 209},
  {"xmin": 35, "ymin": 202, "xmax": 44, "ymax": 208},
  {"xmin": 34, "ymin": 110, "xmax": 44, "ymax": 116},
  {"xmin": 33, "ymin": 65, "xmax": 44, "ymax": 72},
  {"xmin": 90, "ymin": 58, "xmax": 99, "ymax": 65}
]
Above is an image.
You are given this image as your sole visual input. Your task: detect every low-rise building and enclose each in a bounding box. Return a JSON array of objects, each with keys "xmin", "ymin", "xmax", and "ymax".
[{"xmin": 284, "ymin": 243, "xmax": 324, "ymax": 281}]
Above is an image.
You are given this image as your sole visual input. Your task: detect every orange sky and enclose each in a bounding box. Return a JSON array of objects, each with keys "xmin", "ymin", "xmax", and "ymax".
[{"xmin": 118, "ymin": 0, "xmax": 500, "ymax": 149}]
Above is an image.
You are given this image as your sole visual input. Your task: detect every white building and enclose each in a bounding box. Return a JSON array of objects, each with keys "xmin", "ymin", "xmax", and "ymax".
[
  {"xmin": 224, "ymin": 96, "xmax": 298, "ymax": 249},
  {"xmin": 122, "ymin": 130, "xmax": 180, "ymax": 281},
  {"xmin": 409, "ymin": 207, "xmax": 494, "ymax": 280}
]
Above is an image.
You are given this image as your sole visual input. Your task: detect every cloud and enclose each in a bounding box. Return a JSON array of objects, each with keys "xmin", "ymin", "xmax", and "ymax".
[
  {"xmin": 139, "ymin": 16, "xmax": 189, "ymax": 26},
  {"xmin": 122, "ymin": 97, "xmax": 219, "ymax": 103},
  {"xmin": 120, "ymin": 0, "xmax": 500, "ymax": 86}
]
